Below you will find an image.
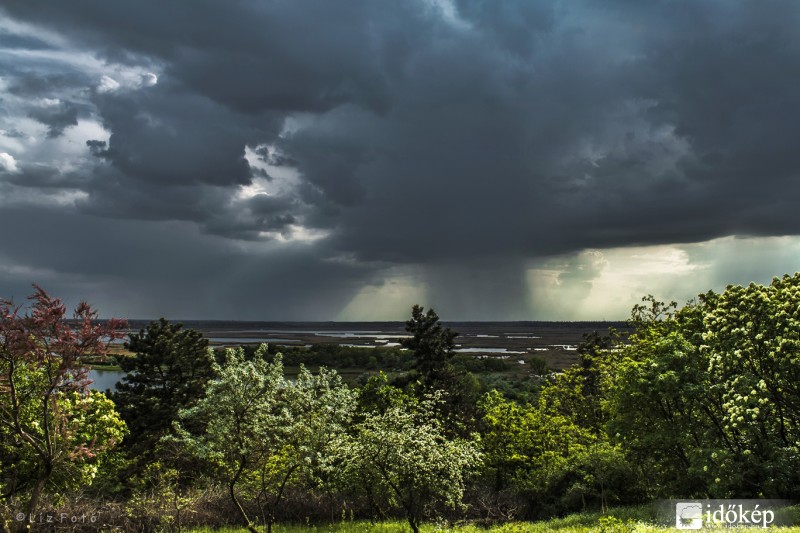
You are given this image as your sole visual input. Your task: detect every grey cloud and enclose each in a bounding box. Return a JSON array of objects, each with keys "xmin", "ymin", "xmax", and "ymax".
[
  {"xmin": 0, "ymin": 28, "xmax": 54, "ymax": 51},
  {"xmin": 75, "ymin": 166, "xmax": 305, "ymax": 241},
  {"xmin": 1, "ymin": 1, "xmax": 394, "ymax": 113},
  {"xmin": 201, "ymin": 195, "xmax": 300, "ymax": 241},
  {"xmin": 254, "ymin": 146, "xmax": 296, "ymax": 168},
  {"xmin": 90, "ymin": 85, "xmax": 265, "ymax": 187},
  {"xmin": 0, "ymin": 206, "xmax": 380, "ymax": 319},
  {"xmin": 454, "ymin": 0, "xmax": 557, "ymax": 57},
  {"xmin": 1, "ymin": 162, "xmax": 89, "ymax": 189},
  {"xmin": 27, "ymin": 100, "xmax": 83, "ymax": 137},
  {"xmin": 85, "ymin": 139, "xmax": 107, "ymax": 154},
  {"xmin": 0, "ymin": 128, "xmax": 27, "ymax": 139},
  {"xmin": 8, "ymin": 73, "xmax": 92, "ymax": 98}
]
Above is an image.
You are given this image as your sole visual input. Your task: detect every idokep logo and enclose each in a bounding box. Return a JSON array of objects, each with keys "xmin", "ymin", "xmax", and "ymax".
[
  {"xmin": 675, "ymin": 502, "xmax": 703, "ymax": 529},
  {"xmin": 672, "ymin": 500, "xmax": 783, "ymax": 529}
]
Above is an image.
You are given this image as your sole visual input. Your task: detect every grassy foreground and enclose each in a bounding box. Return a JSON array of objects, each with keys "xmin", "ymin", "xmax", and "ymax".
[{"xmin": 189, "ymin": 505, "xmax": 800, "ymax": 533}]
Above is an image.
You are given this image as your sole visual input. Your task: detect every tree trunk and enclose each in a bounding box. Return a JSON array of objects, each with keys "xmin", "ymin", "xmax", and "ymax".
[
  {"xmin": 229, "ymin": 478, "xmax": 259, "ymax": 533},
  {"xmin": 407, "ymin": 516, "xmax": 420, "ymax": 533},
  {"xmin": 265, "ymin": 464, "xmax": 296, "ymax": 533},
  {"xmin": 24, "ymin": 463, "xmax": 52, "ymax": 533}
]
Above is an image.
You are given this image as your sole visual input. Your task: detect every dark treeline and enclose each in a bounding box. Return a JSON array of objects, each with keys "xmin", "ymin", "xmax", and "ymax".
[{"xmin": 2, "ymin": 275, "xmax": 800, "ymax": 532}]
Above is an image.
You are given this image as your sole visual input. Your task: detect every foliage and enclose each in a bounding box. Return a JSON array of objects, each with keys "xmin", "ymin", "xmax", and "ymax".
[
  {"xmin": 171, "ymin": 345, "xmax": 356, "ymax": 533},
  {"xmin": 478, "ymin": 389, "xmax": 613, "ymax": 517},
  {"xmin": 401, "ymin": 305, "xmax": 458, "ymax": 389},
  {"xmin": 595, "ymin": 515, "xmax": 636, "ymax": 533},
  {"xmin": 607, "ymin": 277, "xmax": 800, "ymax": 498},
  {"xmin": 7, "ymin": 276, "xmax": 800, "ymax": 530},
  {"xmin": 357, "ymin": 372, "xmax": 416, "ymax": 416},
  {"xmin": 0, "ymin": 286, "xmax": 126, "ymax": 532},
  {"xmin": 112, "ymin": 318, "xmax": 216, "ymax": 457},
  {"xmin": 267, "ymin": 362, "xmax": 357, "ymax": 521},
  {"xmin": 337, "ymin": 393, "xmax": 483, "ymax": 533},
  {"xmin": 604, "ymin": 301, "xmax": 717, "ymax": 497},
  {"xmin": 400, "ymin": 305, "xmax": 482, "ymax": 436},
  {"xmin": 126, "ymin": 460, "xmax": 206, "ymax": 532},
  {"xmin": 477, "ymin": 326, "xmax": 645, "ymax": 517},
  {"xmin": 702, "ymin": 277, "xmax": 800, "ymax": 495},
  {"xmin": 278, "ymin": 344, "xmax": 415, "ymax": 372}
]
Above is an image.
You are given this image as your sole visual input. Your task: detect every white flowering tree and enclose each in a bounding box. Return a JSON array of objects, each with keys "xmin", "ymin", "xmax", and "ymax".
[
  {"xmin": 702, "ymin": 275, "xmax": 800, "ymax": 495},
  {"xmin": 607, "ymin": 276, "xmax": 800, "ymax": 498},
  {"xmin": 257, "ymin": 364, "xmax": 356, "ymax": 530},
  {"xmin": 171, "ymin": 345, "xmax": 355, "ymax": 533},
  {"xmin": 336, "ymin": 394, "xmax": 482, "ymax": 533}
]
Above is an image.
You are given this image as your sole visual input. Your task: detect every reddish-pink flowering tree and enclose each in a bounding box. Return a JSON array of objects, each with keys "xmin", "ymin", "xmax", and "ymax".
[{"xmin": 0, "ymin": 286, "xmax": 127, "ymax": 532}]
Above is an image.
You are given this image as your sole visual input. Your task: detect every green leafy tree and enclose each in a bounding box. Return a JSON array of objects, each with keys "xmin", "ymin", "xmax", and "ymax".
[
  {"xmin": 337, "ymin": 394, "xmax": 482, "ymax": 533},
  {"xmin": 112, "ymin": 318, "xmax": 216, "ymax": 456},
  {"xmin": 478, "ymin": 389, "xmax": 605, "ymax": 517},
  {"xmin": 0, "ymin": 287, "xmax": 126, "ymax": 533},
  {"xmin": 607, "ymin": 280, "xmax": 800, "ymax": 498},
  {"xmin": 357, "ymin": 371, "xmax": 415, "ymax": 416},
  {"xmin": 605, "ymin": 299, "xmax": 718, "ymax": 497}
]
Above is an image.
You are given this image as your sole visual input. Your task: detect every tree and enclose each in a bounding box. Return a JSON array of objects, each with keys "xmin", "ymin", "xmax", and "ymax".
[
  {"xmin": 477, "ymin": 389, "xmax": 615, "ymax": 518},
  {"xmin": 171, "ymin": 345, "xmax": 355, "ymax": 533},
  {"xmin": 0, "ymin": 287, "xmax": 127, "ymax": 533},
  {"xmin": 401, "ymin": 305, "xmax": 457, "ymax": 388},
  {"xmin": 699, "ymin": 277, "xmax": 800, "ymax": 496},
  {"xmin": 170, "ymin": 345, "xmax": 285, "ymax": 533},
  {"xmin": 604, "ymin": 299, "xmax": 719, "ymax": 498},
  {"xmin": 607, "ymin": 280, "xmax": 800, "ymax": 498},
  {"xmin": 401, "ymin": 305, "xmax": 480, "ymax": 434},
  {"xmin": 357, "ymin": 371, "xmax": 415, "ymax": 416},
  {"xmin": 112, "ymin": 318, "xmax": 216, "ymax": 457},
  {"xmin": 337, "ymin": 394, "xmax": 482, "ymax": 533},
  {"xmin": 256, "ymin": 364, "xmax": 356, "ymax": 530}
]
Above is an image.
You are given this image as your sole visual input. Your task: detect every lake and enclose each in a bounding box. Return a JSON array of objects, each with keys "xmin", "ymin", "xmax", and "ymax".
[{"xmin": 88, "ymin": 369, "xmax": 126, "ymax": 392}]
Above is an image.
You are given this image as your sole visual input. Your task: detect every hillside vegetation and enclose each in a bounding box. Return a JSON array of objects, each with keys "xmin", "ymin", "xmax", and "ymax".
[{"xmin": 2, "ymin": 276, "xmax": 800, "ymax": 532}]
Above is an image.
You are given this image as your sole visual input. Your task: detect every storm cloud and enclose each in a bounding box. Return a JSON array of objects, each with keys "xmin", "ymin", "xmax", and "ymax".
[{"xmin": 2, "ymin": 1, "xmax": 800, "ymax": 319}]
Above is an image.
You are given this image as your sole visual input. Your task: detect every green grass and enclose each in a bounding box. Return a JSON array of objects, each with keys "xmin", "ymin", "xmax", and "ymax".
[{"xmin": 187, "ymin": 504, "xmax": 800, "ymax": 533}]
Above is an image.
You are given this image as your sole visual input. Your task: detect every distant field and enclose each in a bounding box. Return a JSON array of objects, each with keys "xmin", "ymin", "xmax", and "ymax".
[
  {"xmin": 188, "ymin": 320, "xmax": 628, "ymax": 370},
  {"xmin": 87, "ymin": 321, "xmax": 627, "ymax": 391}
]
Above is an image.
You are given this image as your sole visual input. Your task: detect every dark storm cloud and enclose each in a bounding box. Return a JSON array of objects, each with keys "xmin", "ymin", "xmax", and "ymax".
[
  {"xmin": 0, "ymin": 28, "xmax": 53, "ymax": 51},
  {"xmin": 1, "ymin": 162, "xmax": 89, "ymax": 189},
  {"xmin": 1, "ymin": 1, "xmax": 394, "ymax": 113},
  {"xmin": 0, "ymin": 206, "xmax": 377, "ymax": 320},
  {"xmin": 3, "ymin": 0, "xmax": 800, "ymax": 317},
  {"xmin": 27, "ymin": 100, "xmax": 83, "ymax": 138},
  {"xmin": 89, "ymin": 86, "xmax": 260, "ymax": 187},
  {"xmin": 8, "ymin": 73, "xmax": 92, "ymax": 97},
  {"xmin": 74, "ymin": 168, "xmax": 302, "ymax": 241}
]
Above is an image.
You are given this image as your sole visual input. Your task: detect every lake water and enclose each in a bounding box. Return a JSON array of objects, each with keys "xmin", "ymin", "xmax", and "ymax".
[
  {"xmin": 454, "ymin": 347, "xmax": 527, "ymax": 354},
  {"xmin": 88, "ymin": 369, "xmax": 126, "ymax": 392}
]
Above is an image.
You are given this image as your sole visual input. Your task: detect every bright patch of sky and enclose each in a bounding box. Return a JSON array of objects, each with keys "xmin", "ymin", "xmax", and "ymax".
[
  {"xmin": 338, "ymin": 268, "xmax": 429, "ymax": 320},
  {"xmin": 527, "ymin": 236, "xmax": 800, "ymax": 320}
]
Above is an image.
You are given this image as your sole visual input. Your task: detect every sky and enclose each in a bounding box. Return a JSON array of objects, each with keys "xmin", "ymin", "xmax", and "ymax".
[{"xmin": 2, "ymin": 1, "xmax": 800, "ymax": 321}]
